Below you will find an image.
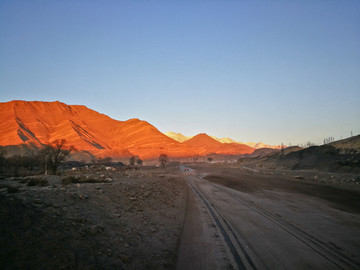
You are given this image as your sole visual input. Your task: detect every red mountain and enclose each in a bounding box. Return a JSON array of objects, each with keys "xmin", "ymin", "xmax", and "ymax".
[
  {"xmin": 183, "ymin": 133, "xmax": 254, "ymax": 155},
  {"xmin": 0, "ymin": 100, "xmax": 255, "ymax": 159},
  {"xmin": 0, "ymin": 100, "xmax": 195, "ymax": 159}
]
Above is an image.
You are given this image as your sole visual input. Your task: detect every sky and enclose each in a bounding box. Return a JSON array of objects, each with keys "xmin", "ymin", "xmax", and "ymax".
[{"xmin": 1, "ymin": 0, "xmax": 359, "ymax": 146}]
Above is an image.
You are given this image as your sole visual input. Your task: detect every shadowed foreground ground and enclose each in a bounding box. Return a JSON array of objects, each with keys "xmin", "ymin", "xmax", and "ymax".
[
  {"xmin": 0, "ymin": 167, "xmax": 186, "ymax": 269},
  {"xmin": 1, "ymin": 164, "xmax": 360, "ymax": 269}
]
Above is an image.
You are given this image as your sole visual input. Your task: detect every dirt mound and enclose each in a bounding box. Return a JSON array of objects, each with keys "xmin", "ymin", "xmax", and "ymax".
[
  {"xmin": 246, "ymin": 143, "xmax": 360, "ymax": 173},
  {"xmin": 329, "ymin": 134, "xmax": 360, "ymax": 154}
]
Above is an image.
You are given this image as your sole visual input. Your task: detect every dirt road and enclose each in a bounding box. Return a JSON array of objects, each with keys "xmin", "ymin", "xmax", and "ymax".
[
  {"xmin": 1, "ymin": 165, "xmax": 359, "ymax": 269},
  {"xmin": 177, "ymin": 165, "xmax": 360, "ymax": 270}
]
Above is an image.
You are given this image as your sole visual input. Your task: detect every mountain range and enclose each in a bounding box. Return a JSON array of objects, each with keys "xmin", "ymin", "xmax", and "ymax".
[
  {"xmin": 0, "ymin": 100, "xmax": 257, "ymax": 159},
  {"xmin": 183, "ymin": 133, "xmax": 254, "ymax": 156},
  {"xmin": 165, "ymin": 132, "xmax": 282, "ymax": 149}
]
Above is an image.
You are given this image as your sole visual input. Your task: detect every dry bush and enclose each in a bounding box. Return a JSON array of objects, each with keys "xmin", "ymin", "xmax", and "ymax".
[
  {"xmin": 7, "ymin": 186, "xmax": 18, "ymax": 193},
  {"xmin": 61, "ymin": 176, "xmax": 108, "ymax": 186},
  {"xmin": 27, "ymin": 178, "xmax": 48, "ymax": 186},
  {"xmin": 61, "ymin": 176, "xmax": 74, "ymax": 186},
  {"xmin": 19, "ymin": 178, "xmax": 29, "ymax": 184}
]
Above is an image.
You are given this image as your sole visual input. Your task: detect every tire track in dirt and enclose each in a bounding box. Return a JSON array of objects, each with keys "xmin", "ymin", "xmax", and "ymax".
[
  {"xmin": 186, "ymin": 175, "xmax": 257, "ymax": 270},
  {"xmin": 219, "ymin": 187, "xmax": 360, "ymax": 270}
]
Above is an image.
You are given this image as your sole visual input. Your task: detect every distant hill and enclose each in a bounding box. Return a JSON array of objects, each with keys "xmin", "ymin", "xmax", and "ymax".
[
  {"xmin": 166, "ymin": 131, "xmax": 282, "ymax": 149},
  {"xmin": 329, "ymin": 135, "xmax": 360, "ymax": 154},
  {"xmin": 183, "ymin": 133, "xmax": 254, "ymax": 155},
  {"xmin": 164, "ymin": 132, "xmax": 191, "ymax": 143},
  {"xmin": 241, "ymin": 136, "xmax": 360, "ymax": 173},
  {"xmin": 209, "ymin": 136, "xmax": 238, "ymax": 144},
  {"xmin": 241, "ymin": 141, "xmax": 282, "ymax": 149},
  {"xmin": 245, "ymin": 148, "xmax": 280, "ymax": 158}
]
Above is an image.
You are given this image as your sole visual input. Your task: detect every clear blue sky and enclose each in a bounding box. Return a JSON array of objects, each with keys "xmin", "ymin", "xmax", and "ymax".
[{"xmin": 1, "ymin": 0, "xmax": 359, "ymax": 145}]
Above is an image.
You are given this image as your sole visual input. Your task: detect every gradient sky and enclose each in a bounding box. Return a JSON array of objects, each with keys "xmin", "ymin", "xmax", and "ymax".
[{"xmin": 1, "ymin": 0, "xmax": 359, "ymax": 146}]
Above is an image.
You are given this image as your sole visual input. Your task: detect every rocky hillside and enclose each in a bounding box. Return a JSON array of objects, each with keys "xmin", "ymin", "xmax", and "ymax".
[
  {"xmin": 0, "ymin": 101, "xmax": 256, "ymax": 159},
  {"xmin": 240, "ymin": 136, "xmax": 360, "ymax": 173},
  {"xmin": 0, "ymin": 101, "xmax": 194, "ymax": 159}
]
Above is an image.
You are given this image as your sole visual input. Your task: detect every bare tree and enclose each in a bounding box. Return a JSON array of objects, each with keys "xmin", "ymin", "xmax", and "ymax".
[
  {"xmin": 159, "ymin": 154, "xmax": 169, "ymax": 167},
  {"xmin": 324, "ymin": 136, "xmax": 335, "ymax": 144},
  {"xmin": 43, "ymin": 139, "xmax": 74, "ymax": 174},
  {"xmin": 136, "ymin": 158, "xmax": 143, "ymax": 167},
  {"xmin": 129, "ymin": 156, "xmax": 136, "ymax": 166},
  {"xmin": 305, "ymin": 141, "xmax": 316, "ymax": 148}
]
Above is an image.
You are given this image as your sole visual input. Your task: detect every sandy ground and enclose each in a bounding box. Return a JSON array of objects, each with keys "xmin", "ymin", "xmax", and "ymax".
[
  {"xmin": 1, "ymin": 163, "xmax": 360, "ymax": 269},
  {"xmin": 181, "ymin": 163, "xmax": 360, "ymax": 269}
]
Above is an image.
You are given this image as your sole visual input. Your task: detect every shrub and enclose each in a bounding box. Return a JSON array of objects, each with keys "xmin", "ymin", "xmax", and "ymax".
[
  {"xmin": 61, "ymin": 176, "xmax": 76, "ymax": 186},
  {"xmin": 159, "ymin": 154, "xmax": 169, "ymax": 167},
  {"xmin": 61, "ymin": 176, "xmax": 108, "ymax": 186},
  {"xmin": 27, "ymin": 178, "xmax": 48, "ymax": 186},
  {"xmin": 7, "ymin": 186, "xmax": 18, "ymax": 193}
]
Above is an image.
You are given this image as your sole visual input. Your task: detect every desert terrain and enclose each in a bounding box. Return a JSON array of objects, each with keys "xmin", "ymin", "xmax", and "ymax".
[
  {"xmin": 0, "ymin": 165, "xmax": 186, "ymax": 269},
  {"xmin": 1, "ymin": 162, "xmax": 359, "ymax": 269}
]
